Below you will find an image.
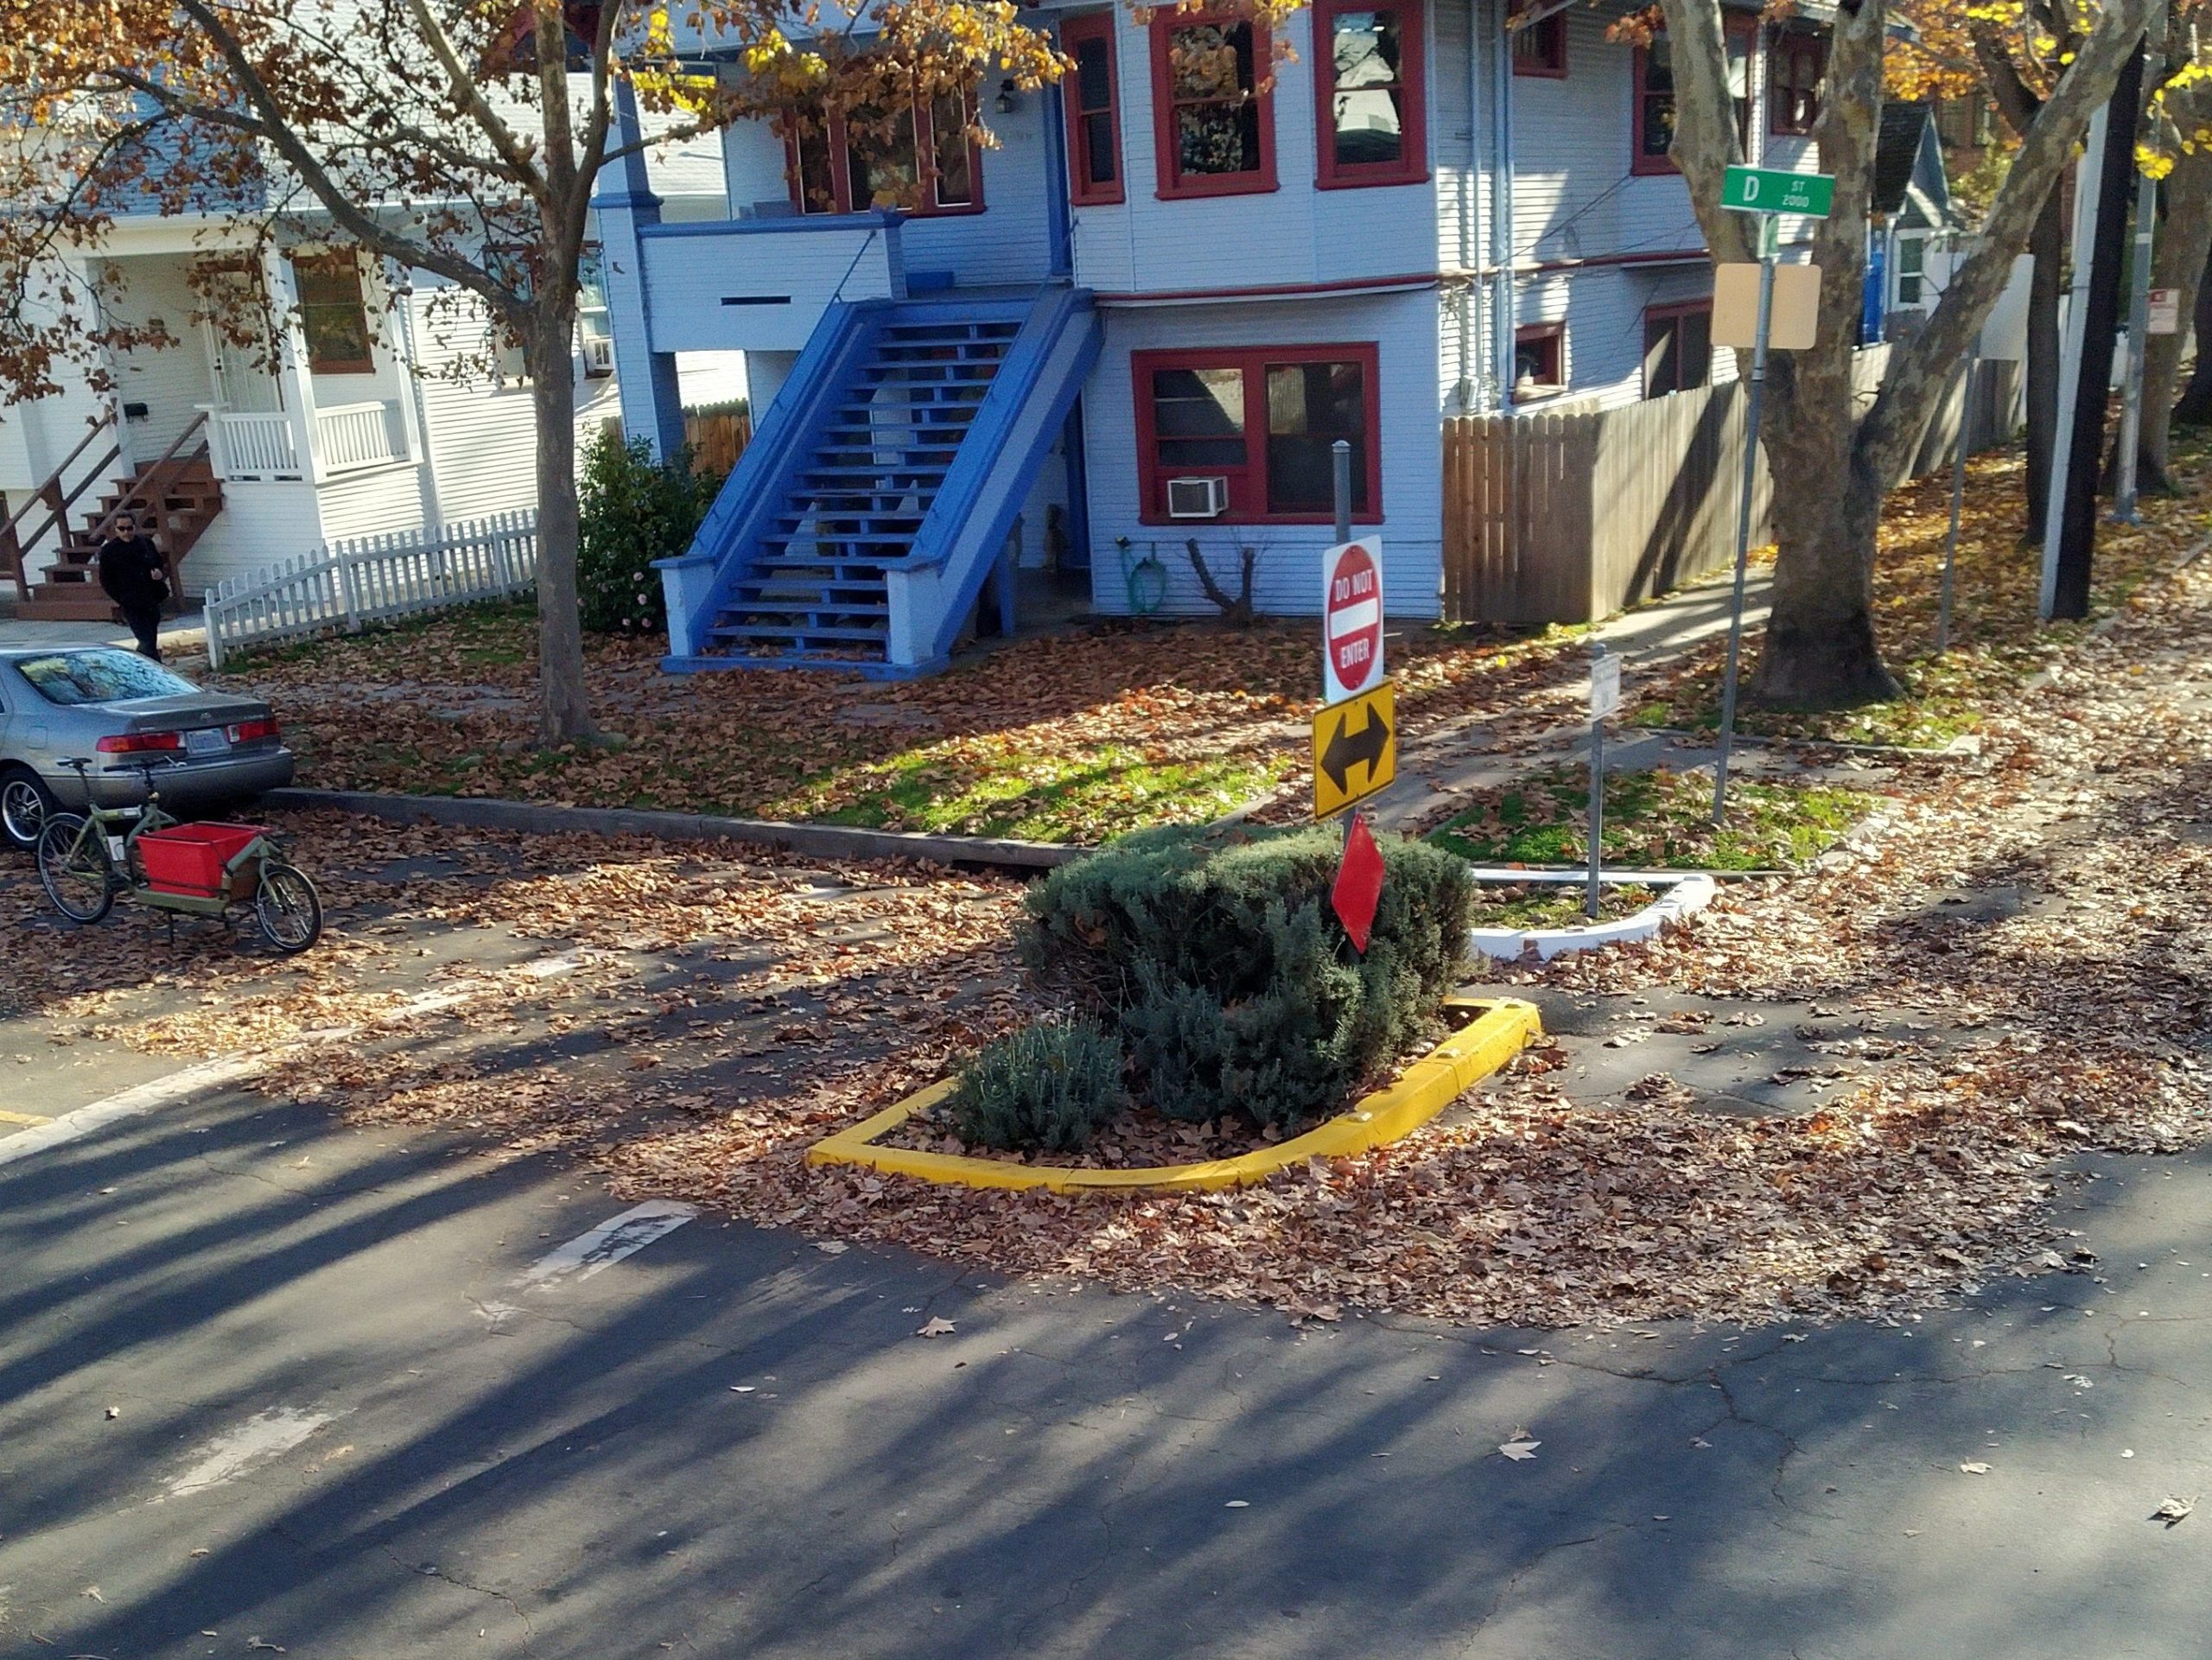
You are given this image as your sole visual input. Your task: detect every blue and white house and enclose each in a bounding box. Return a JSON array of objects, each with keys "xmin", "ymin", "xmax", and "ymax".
[{"xmin": 610, "ymin": 0, "xmax": 1829, "ymax": 677}]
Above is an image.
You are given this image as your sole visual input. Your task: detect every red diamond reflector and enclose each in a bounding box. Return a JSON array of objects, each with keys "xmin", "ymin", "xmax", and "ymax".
[{"xmin": 1332, "ymin": 811, "xmax": 1386, "ymax": 955}]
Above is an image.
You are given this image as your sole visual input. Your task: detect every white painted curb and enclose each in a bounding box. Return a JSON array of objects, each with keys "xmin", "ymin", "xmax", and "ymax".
[{"xmin": 1468, "ymin": 873, "xmax": 1718, "ymax": 963}]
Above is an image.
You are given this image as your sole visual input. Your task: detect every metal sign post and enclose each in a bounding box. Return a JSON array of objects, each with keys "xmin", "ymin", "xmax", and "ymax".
[
  {"xmin": 1712, "ymin": 210, "xmax": 1780, "ymax": 825},
  {"xmin": 1586, "ymin": 643, "xmax": 1619, "ymax": 919},
  {"xmin": 1313, "ymin": 438, "xmax": 1396, "ymax": 826}
]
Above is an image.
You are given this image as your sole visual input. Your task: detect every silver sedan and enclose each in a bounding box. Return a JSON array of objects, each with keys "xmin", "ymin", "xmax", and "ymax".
[{"xmin": 0, "ymin": 646, "xmax": 296, "ymax": 851}]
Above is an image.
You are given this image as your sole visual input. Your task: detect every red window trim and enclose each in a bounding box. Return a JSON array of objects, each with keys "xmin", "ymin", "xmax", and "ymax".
[
  {"xmin": 1313, "ymin": 0, "xmax": 1427, "ymax": 188},
  {"xmin": 1513, "ymin": 321, "xmax": 1566, "ymax": 392},
  {"xmin": 1062, "ymin": 12, "xmax": 1126, "ymax": 206},
  {"xmin": 1132, "ymin": 342, "xmax": 1382, "ymax": 526},
  {"xmin": 1149, "ymin": 10, "xmax": 1279, "ymax": 200},
  {"xmin": 1510, "ymin": 4, "xmax": 1567, "ymax": 79},
  {"xmin": 782, "ymin": 92, "xmax": 986, "ymax": 219},
  {"xmin": 1642, "ymin": 299, "xmax": 1713, "ymax": 398},
  {"xmin": 1630, "ymin": 21, "xmax": 1753, "ymax": 177},
  {"xmin": 1769, "ymin": 30, "xmax": 1824, "ymax": 137}
]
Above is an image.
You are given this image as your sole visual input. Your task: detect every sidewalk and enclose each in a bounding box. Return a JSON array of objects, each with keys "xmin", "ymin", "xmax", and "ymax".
[{"xmin": 0, "ymin": 605, "xmax": 207, "ymax": 656}]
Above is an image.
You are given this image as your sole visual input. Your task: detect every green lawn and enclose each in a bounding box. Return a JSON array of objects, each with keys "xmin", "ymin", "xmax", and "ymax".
[{"xmin": 1429, "ymin": 766, "xmax": 1869, "ymax": 872}]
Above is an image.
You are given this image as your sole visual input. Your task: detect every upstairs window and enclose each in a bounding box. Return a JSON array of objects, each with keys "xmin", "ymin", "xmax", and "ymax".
[
  {"xmin": 785, "ymin": 87, "xmax": 983, "ymax": 217},
  {"xmin": 1510, "ymin": 3, "xmax": 1567, "ymax": 77},
  {"xmin": 1893, "ymin": 233, "xmax": 1928, "ymax": 307},
  {"xmin": 1151, "ymin": 11, "xmax": 1277, "ymax": 198},
  {"xmin": 1133, "ymin": 345, "xmax": 1380, "ymax": 523},
  {"xmin": 1643, "ymin": 301, "xmax": 1712, "ymax": 398},
  {"xmin": 1770, "ymin": 32, "xmax": 1824, "ymax": 136},
  {"xmin": 1063, "ymin": 13, "xmax": 1125, "ymax": 205},
  {"xmin": 291, "ymin": 253, "xmax": 373, "ymax": 375},
  {"xmin": 1314, "ymin": 0, "xmax": 1426, "ymax": 187},
  {"xmin": 1632, "ymin": 27, "xmax": 1750, "ymax": 175}
]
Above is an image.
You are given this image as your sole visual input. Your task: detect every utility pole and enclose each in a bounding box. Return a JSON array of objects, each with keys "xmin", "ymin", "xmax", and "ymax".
[
  {"xmin": 2114, "ymin": 0, "xmax": 2169, "ymax": 521},
  {"xmin": 2041, "ymin": 41, "xmax": 2147, "ymax": 620}
]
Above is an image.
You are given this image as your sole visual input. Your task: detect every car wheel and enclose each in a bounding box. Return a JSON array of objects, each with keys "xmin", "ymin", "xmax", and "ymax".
[{"xmin": 0, "ymin": 766, "xmax": 54, "ymax": 853}]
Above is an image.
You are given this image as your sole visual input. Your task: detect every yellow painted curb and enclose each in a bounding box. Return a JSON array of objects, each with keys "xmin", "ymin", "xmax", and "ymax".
[
  {"xmin": 805, "ymin": 995, "xmax": 1541, "ymax": 1195},
  {"xmin": 0, "ymin": 1110, "xmax": 51, "ymax": 1128}
]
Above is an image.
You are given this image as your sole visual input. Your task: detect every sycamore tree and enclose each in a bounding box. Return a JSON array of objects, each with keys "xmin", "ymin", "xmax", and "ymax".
[
  {"xmin": 0, "ymin": 0, "xmax": 1059, "ymax": 743},
  {"xmin": 1648, "ymin": 0, "xmax": 2148, "ymax": 705}
]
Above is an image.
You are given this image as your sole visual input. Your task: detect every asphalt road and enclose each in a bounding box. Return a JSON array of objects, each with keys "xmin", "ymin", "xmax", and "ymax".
[{"xmin": 3, "ymin": 1063, "xmax": 2209, "ymax": 1660}]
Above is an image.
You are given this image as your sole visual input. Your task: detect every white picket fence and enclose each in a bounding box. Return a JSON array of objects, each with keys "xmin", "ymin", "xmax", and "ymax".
[{"xmin": 203, "ymin": 509, "xmax": 537, "ymax": 669}]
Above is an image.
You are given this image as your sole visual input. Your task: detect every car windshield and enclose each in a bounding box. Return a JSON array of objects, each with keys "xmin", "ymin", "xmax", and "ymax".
[{"xmin": 14, "ymin": 650, "xmax": 200, "ymax": 707}]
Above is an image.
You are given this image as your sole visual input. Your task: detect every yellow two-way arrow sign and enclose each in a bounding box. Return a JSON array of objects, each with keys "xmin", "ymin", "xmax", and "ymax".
[{"xmin": 1312, "ymin": 681, "xmax": 1396, "ymax": 818}]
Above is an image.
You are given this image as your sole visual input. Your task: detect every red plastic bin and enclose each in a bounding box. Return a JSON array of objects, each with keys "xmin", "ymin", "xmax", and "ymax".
[{"xmin": 137, "ymin": 823, "xmax": 267, "ymax": 898}]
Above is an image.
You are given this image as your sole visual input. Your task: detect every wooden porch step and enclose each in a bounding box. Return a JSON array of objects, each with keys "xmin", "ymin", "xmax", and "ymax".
[{"xmin": 17, "ymin": 589, "xmax": 121, "ymax": 621}]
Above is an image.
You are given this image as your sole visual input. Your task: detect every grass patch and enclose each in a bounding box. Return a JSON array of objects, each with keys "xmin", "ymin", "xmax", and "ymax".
[
  {"xmin": 1469, "ymin": 881, "xmax": 1660, "ymax": 929},
  {"xmin": 776, "ymin": 740, "xmax": 1289, "ymax": 843},
  {"xmin": 1429, "ymin": 766, "xmax": 1869, "ymax": 872}
]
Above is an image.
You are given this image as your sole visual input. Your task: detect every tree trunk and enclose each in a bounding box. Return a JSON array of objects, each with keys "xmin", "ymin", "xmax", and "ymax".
[
  {"xmin": 1753, "ymin": 398, "xmax": 1900, "ymax": 707},
  {"xmin": 2023, "ymin": 182, "xmax": 2064, "ymax": 540},
  {"xmin": 2174, "ymin": 232, "xmax": 2212, "ymax": 424},
  {"xmin": 2132, "ymin": 139, "xmax": 2212, "ymax": 493},
  {"xmin": 530, "ymin": 312, "xmax": 594, "ymax": 745}
]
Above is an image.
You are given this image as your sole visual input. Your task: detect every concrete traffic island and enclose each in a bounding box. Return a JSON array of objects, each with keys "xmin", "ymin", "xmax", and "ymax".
[
  {"xmin": 806, "ymin": 995, "xmax": 1541, "ymax": 1195},
  {"xmin": 1465, "ymin": 868, "xmax": 1719, "ymax": 963}
]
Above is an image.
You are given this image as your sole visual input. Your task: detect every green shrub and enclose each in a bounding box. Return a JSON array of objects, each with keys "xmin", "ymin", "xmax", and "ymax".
[
  {"xmin": 576, "ymin": 427, "xmax": 722, "ymax": 635},
  {"xmin": 946, "ymin": 1018, "xmax": 1125, "ymax": 1153},
  {"xmin": 1022, "ymin": 823, "xmax": 1475, "ymax": 1130}
]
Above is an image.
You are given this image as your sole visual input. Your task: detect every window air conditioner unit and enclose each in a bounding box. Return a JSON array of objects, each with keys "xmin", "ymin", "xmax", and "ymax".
[{"xmin": 1166, "ymin": 475, "xmax": 1229, "ymax": 518}]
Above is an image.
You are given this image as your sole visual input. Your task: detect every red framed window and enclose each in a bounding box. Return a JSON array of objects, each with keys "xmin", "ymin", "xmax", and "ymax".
[
  {"xmin": 1510, "ymin": 3, "xmax": 1567, "ymax": 78},
  {"xmin": 1631, "ymin": 25, "xmax": 1751, "ymax": 175},
  {"xmin": 1133, "ymin": 344, "xmax": 1382, "ymax": 524},
  {"xmin": 1313, "ymin": 0, "xmax": 1426, "ymax": 188},
  {"xmin": 785, "ymin": 87, "xmax": 984, "ymax": 217},
  {"xmin": 1513, "ymin": 322, "xmax": 1566, "ymax": 393},
  {"xmin": 1770, "ymin": 31, "xmax": 1823, "ymax": 136},
  {"xmin": 1150, "ymin": 10, "xmax": 1277, "ymax": 198},
  {"xmin": 1643, "ymin": 301, "xmax": 1712, "ymax": 398},
  {"xmin": 1063, "ymin": 13, "xmax": 1125, "ymax": 205}
]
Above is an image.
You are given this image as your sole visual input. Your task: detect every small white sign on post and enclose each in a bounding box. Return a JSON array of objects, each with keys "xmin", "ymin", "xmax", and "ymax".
[
  {"xmin": 1321, "ymin": 537, "xmax": 1385, "ymax": 705},
  {"xmin": 1589, "ymin": 653, "xmax": 1621, "ymax": 719},
  {"xmin": 2148, "ymin": 288, "xmax": 2182, "ymax": 336}
]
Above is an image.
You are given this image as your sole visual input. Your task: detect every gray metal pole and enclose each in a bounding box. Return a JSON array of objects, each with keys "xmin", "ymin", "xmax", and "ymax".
[
  {"xmin": 1586, "ymin": 642, "xmax": 1605, "ymax": 920},
  {"xmin": 1332, "ymin": 439, "xmax": 1353, "ymax": 544},
  {"xmin": 1937, "ymin": 350, "xmax": 1974, "ymax": 653},
  {"xmin": 2115, "ymin": 10, "xmax": 2165, "ymax": 522},
  {"xmin": 1711, "ymin": 220, "xmax": 1778, "ymax": 824}
]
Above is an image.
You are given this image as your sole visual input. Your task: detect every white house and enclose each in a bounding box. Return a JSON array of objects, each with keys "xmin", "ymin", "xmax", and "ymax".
[
  {"xmin": 0, "ymin": 111, "xmax": 728, "ymax": 620},
  {"xmin": 588, "ymin": 0, "xmax": 1836, "ymax": 676}
]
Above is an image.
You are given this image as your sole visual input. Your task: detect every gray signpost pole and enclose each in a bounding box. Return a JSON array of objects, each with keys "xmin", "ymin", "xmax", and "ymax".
[
  {"xmin": 1586, "ymin": 641, "xmax": 1607, "ymax": 919},
  {"xmin": 1332, "ymin": 438, "xmax": 1354, "ymax": 845},
  {"xmin": 1711, "ymin": 215, "xmax": 1778, "ymax": 824}
]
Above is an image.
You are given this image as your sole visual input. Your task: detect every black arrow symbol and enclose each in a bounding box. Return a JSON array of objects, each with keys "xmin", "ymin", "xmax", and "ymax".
[{"xmin": 1321, "ymin": 701, "xmax": 1391, "ymax": 795}]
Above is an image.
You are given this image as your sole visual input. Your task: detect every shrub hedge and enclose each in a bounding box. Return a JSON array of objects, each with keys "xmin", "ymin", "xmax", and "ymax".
[
  {"xmin": 1022, "ymin": 822, "xmax": 1474, "ymax": 1129},
  {"xmin": 947, "ymin": 1017, "xmax": 1124, "ymax": 1152},
  {"xmin": 576, "ymin": 427, "xmax": 722, "ymax": 636}
]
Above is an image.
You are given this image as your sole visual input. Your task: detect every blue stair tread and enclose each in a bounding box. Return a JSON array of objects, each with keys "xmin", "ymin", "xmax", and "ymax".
[{"xmin": 711, "ymin": 624, "xmax": 889, "ymax": 643}]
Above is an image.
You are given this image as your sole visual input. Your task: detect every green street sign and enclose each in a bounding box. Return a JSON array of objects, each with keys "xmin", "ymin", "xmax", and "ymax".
[{"xmin": 1720, "ymin": 165, "xmax": 1834, "ymax": 218}]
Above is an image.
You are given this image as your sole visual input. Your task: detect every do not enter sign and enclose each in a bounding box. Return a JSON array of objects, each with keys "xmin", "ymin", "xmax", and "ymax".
[{"xmin": 1322, "ymin": 537, "xmax": 1384, "ymax": 704}]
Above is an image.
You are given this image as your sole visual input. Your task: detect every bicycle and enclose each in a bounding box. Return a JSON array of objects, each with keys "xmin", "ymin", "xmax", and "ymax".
[{"xmin": 35, "ymin": 759, "xmax": 321, "ymax": 953}]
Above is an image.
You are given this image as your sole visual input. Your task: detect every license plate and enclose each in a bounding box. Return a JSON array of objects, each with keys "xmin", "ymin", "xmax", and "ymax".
[{"xmin": 184, "ymin": 728, "xmax": 229, "ymax": 756}]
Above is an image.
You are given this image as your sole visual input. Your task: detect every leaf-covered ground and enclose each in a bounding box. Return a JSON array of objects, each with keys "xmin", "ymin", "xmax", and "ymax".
[{"xmin": 1430, "ymin": 766, "xmax": 1868, "ymax": 871}]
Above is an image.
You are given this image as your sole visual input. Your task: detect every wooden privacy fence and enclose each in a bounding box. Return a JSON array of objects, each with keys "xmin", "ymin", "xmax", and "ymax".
[
  {"xmin": 1443, "ymin": 353, "xmax": 2024, "ymax": 625},
  {"xmin": 684, "ymin": 405, "xmax": 752, "ymax": 477},
  {"xmin": 202, "ymin": 509, "xmax": 537, "ymax": 669}
]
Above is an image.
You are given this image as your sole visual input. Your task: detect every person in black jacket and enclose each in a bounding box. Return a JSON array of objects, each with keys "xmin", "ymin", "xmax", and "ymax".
[{"xmin": 97, "ymin": 515, "xmax": 169, "ymax": 661}]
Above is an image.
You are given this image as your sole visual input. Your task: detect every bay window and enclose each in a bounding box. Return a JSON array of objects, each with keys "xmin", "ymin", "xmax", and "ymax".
[{"xmin": 785, "ymin": 87, "xmax": 982, "ymax": 216}]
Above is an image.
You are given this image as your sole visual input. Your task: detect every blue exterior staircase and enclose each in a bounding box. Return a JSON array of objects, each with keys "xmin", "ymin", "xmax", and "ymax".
[{"xmin": 657, "ymin": 285, "xmax": 1100, "ymax": 677}]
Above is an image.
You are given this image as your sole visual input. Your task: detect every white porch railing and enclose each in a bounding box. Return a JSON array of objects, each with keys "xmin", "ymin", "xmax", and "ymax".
[
  {"xmin": 315, "ymin": 399, "xmax": 407, "ymax": 474},
  {"xmin": 203, "ymin": 509, "xmax": 537, "ymax": 669},
  {"xmin": 202, "ymin": 407, "xmax": 302, "ymax": 480}
]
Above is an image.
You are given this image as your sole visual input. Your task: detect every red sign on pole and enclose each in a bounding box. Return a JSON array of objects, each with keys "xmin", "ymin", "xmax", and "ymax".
[
  {"xmin": 1322, "ymin": 537, "xmax": 1384, "ymax": 705},
  {"xmin": 1332, "ymin": 811, "xmax": 1386, "ymax": 954}
]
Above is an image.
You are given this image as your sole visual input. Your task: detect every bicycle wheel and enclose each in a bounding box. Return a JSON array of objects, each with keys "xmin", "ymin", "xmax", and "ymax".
[
  {"xmin": 254, "ymin": 861, "xmax": 321, "ymax": 953},
  {"xmin": 36, "ymin": 814, "xmax": 113, "ymax": 924}
]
